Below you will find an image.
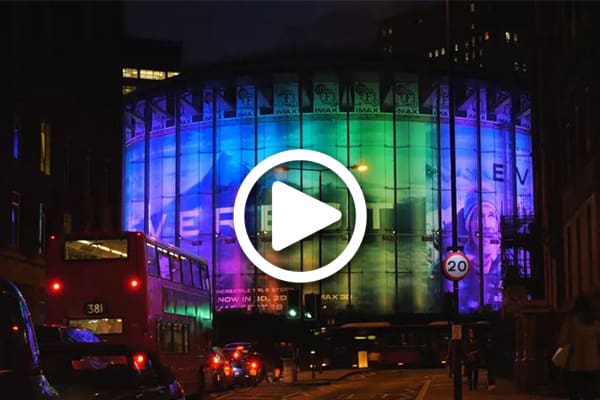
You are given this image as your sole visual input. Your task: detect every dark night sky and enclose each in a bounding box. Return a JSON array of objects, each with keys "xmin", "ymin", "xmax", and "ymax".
[{"xmin": 125, "ymin": 1, "xmax": 427, "ymax": 67}]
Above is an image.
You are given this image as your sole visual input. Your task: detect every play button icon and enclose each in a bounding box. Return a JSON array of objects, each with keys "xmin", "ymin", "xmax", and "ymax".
[
  {"xmin": 271, "ymin": 181, "xmax": 342, "ymax": 252},
  {"xmin": 233, "ymin": 149, "xmax": 367, "ymax": 283}
]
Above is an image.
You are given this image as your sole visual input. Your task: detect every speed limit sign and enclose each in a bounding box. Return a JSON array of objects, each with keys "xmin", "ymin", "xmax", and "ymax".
[{"xmin": 442, "ymin": 251, "xmax": 471, "ymax": 281}]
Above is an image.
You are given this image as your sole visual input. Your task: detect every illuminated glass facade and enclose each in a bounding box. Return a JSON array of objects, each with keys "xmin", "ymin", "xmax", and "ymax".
[{"xmin": 123, "ymin": 71, "xmax": 533, "ymax": 316}]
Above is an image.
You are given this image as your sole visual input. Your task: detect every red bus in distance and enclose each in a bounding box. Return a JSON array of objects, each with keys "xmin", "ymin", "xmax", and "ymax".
[{"xmin": 44, "ymin": 231, "xmax": 213, "ymax": 396}]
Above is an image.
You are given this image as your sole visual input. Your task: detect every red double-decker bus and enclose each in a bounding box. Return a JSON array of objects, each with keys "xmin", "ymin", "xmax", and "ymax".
[{"xmin": 44, "ymin": 231, "xmax": 213, "ymax": 396}]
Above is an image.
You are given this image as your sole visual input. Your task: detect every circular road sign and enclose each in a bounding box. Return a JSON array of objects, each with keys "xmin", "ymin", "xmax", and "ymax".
[{"xmin": 441, "ymin": 251, "xmax": 471, "ymax": 281}]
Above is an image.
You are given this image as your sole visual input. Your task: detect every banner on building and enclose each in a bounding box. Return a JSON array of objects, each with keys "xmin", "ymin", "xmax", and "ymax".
[
  {"xmin": 431, "ymin": 85, "xmax": 449, "ymax": 117},
  {"xmin": 354, "ymin": 81, "xmax": 380, "ymax": 112},
  {"xmin": 236, "ymin": 85, "xmax": 255, "ymax": 118},
  {"xmin": 203, "ymin": 88, "xmax": 225, "ymax": 121},
  {"xmin": 274, "ymin": 82, "xmax": 299, "ymax": 115},
  {"xmin": 313, "ymin": 81, "xmax": 339, "ymax": 113},
  {"xmin": 394, "ymin": 75, "xmax": 419, "ymax": 115}
]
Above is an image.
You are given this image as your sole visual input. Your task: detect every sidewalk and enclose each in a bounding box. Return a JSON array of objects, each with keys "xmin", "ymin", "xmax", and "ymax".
[{"xmin": 420, "ymin": 371, "xmax": 563, "ymax": 400}]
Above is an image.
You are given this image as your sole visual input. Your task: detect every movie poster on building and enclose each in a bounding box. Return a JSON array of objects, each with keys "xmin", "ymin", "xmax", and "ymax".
[
  {"xmin": 273, "ymin": 82, "xmax": 299, "ymax": 115},
  {"xmin": 394, "ymin": 75, "xmax": 419, "ymax": 115},
  {"xmin": 236, "ymin": 85, "xmax": 255, "ymax": 118},
  {"xmin": 313, "ymin": 81, "xmax": 339, "ymax": 113},
  {"xmin": 203, "ymin": 88, "xmax": 225, "ymax": 121},
  {"xmin": 434, "ymin": 85, "xmax": 449, "ymax": 117},
  {"xmin": 354, "ymin": 81, "xmax": 380, "ymax": 112}
]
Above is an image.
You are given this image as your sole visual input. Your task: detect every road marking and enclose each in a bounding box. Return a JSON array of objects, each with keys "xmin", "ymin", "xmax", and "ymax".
[
  {"xmin": 282, "ymin": 391, "xmax": 301, "ymax": 399},
  {"xmin": 415, "ymin": 379, "xmax": 431, "ymax": 400}
]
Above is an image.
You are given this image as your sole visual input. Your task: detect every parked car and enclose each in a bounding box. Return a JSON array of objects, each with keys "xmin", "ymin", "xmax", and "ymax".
[
  {"xmin": 35, "ymin": 324, "xmax": 102, "ymax": 345},
  {"xmin": 223, "ymin": 342, "xmax": 264, "ymax": 386},
  {"xmin": 0, "ymin": 278, "xmax": 59, "ymax": 399},
  {"xmin": 201, "ymin": 346, "xmax": 235, "ymax": 392},
  {"xmin": 38, "ymin": 342, "xmax": 185, "ymax": 400}
]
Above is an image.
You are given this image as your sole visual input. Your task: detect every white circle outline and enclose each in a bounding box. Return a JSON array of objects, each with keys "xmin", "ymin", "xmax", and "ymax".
[
  {"xmin": 233, "ymin": 149, "xmax": 367, "ymax": 283},
  {"xmin": 441, "ymin": 252, "xmax": 471, "ymax": 281}
]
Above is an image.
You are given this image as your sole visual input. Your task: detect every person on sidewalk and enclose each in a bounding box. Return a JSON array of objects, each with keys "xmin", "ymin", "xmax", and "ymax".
[
  {"xmin": 484, "ymin": 332, "xmax": 497, "ymax": 391},
  {"xmin": 462, "ymin": 327, "xmax": 482, "ymax": 391},
  {"xmin": 558, "ymin": 293, "xmax": 600, "ymax": 400}
]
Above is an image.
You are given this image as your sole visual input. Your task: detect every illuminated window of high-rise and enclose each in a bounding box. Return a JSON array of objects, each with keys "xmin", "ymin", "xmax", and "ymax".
[
  {"xmin": 441, "ymin": 48, "xmax": 445, "ymax": 56},
  {"xmin": 167, "ymin": 72, "xmax": 180, "ymax": 78},
  {"xmin": 388, "ymin": 45, "xmax": 393, "ymax": 54},
  {"xmin": 485, "ymin": 32, "xmax": 490, "ymax": 40},
  {"xmin": 471, "ymin": 24, "xmax": 475, "ymax": 30},
  {"xmin": 472, "ymin": 36, "xmax": 476, "ymax": 45},
  {"xmin": 139, "ymin": 69, "xmax": 166, "ymax": 80},
  {"xmin": 13, "ymin": 117, "xmax": 21, "ymax": 159},
  {"xmin": 522, "ymin": 63, "xmax": 527, "ymax": 72},
  {"xmin": 40, "ymin": 120, "xmax": 51, "ymax": 175},
  {"xmin": 505, "ymin": 32, "xmax": 511, "ymax": 42},
  {"xmin": 428, "ymin": 51, "xmax": 433, "ymax": 59},
  {"xmin": 513, "ymin": 61, "xmax": 519, "ymax": 71},
  {"xmin": 434, "ymin": 49, "xmax": 439, "ymax": 58},
  {"xmin": 454, "ymin": 43, "xmax": 459, "ymax": 52},
  {"xmin": 122, "ymin": 68, "xmax": 138, "ymax": 79},
  {"xmin": 123, "ymin": 85, "xmax": 136, "ymax": 95},
  {"xmin": 470, "ymin": 3, "xmax": 475, "ymax": 12},
  {"xmin": 514, "ymin": 33, "xmax": 519, "ymax": 43},
  {"xmin": 388, "ymin": 27, "xmax": 392, "ymax": 35}
]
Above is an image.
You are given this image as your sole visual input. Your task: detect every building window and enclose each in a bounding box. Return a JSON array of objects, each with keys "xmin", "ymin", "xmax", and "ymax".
[
  {"xmin": 471, "ymin": 24, "xmax": 475, "ymax": 30},
  {"xmin": 505, "ymin": 32, "xmax": 511, "ymax": 42},
  {"xmin": 470, "ymin": 2, "xmax": 475, "ymax": 13},
  {"xmin": 122, "ymin": 85, "xmax": 136, "ymax": 95},
  {"xmin": 441, "ymin": 47, "xmax": 445, "ymax": 56},
  {"xmin": 388, "ymin": 45, "xmax": 393, "ymax": 54},
  {"xmin": 522, "ymin": 63, "xmax": 527, "ymax": 73},
  {"xmin": 428, "ymin": 51, "xmax": 433, "ymax": 58},
  {"xmin": 9, "ymin": 191, "xmax": 21, "ymax": 247},
  {"xmin": 167, "ymin": 72, "xmax": 180, "ymax": 78},
  {"xmin": 485, "ymin": 32, "xmax": 490, "ymax": 40},
  {"xmin": 122, "ymin": 68, "xmax": 138, "ymax": 79},
  {"xmin": 513, "ymin": 61, "xmax": 519, "ymax": 71},
  {"xmin": 454, "ymin": 43, "xmax": 459, "ymax": 52},
  {"xmin": 40, "ymin": 120, "xmax": 51, "ymax": 175},
  {"xmin": 514, "ymin": 32, "xmax": 518, "ymax": 43},
  {"xmin": 139, "ymin": 69, "xmax": 166, "ymax": 80},
  {"xmin": 38, "ymin": 203, "xmax": 47, "ymax": 255},
  {"xmin": 12, "ymin": 117, "xmax": 21, "ymax": 159},
  {"xmin": 434, "ymin": 49, "xmax": 439, "ymax": 57}
]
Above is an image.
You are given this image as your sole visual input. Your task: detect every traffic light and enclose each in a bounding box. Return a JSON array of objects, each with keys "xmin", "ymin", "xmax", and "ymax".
[
  {"xmin": 287, "ymin": 289, "xmax": 300, "ymax": 319},
  {"xmin": 304, "ymin": 293, "xmax": 321, "ymax": 321}
]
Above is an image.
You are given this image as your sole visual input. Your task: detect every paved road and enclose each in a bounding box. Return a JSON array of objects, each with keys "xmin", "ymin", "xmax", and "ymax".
[{"xmin": 204, "ymin": 370, "xmax": 428, "ymax": 400}]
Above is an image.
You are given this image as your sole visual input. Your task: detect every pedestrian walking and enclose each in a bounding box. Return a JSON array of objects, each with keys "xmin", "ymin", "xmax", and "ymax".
[
  {"xmin": 462, "ymin": 327, "xmax": 482, "ymax": 391},
  {"xmin": 484, "ymin": 332, "xmax": 497, "ymax": 391},
  {"xmin": 557, "ymin": 293, "xmax": 600, "ymax": 400}
]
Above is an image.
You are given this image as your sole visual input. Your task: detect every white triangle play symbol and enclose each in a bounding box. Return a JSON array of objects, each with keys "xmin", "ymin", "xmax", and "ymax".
[{"xmin": 271, "ymin": 181, "xmax": 342, "ymax": 252}]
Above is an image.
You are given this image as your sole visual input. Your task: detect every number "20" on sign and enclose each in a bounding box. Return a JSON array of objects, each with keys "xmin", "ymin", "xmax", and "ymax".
[{"xmin": 442, "ymin": 252, "xmax": 471, "ymax": 281}]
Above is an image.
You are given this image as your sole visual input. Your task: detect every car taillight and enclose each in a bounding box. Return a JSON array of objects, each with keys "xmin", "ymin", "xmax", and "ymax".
[
  {"xmin": 128, "ymin": 277, "xmax": 141, "ymax": 290},
  {"xmin": 212, "ymin": 355, "xmax": 219, "ymax": 366},
  {"xmin": 233, "ymin": 351, "xmax": 240, "ymax": 359},
  {"xmin": 250, "ymin": 361, "xmax": 258, "ymax": 369},
  {"xmin": 133, "ymin": 353, "xmax": 146, "ymax": 369},
  {"xmin": 48, "ymin": 279, "xmax": 63, "ymax": 294}
]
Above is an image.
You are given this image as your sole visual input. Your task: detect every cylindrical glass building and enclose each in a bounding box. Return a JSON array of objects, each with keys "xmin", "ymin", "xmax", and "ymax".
[{"xmin": 123, "ymin": 69, "xmax": 533, "ymax": 316}]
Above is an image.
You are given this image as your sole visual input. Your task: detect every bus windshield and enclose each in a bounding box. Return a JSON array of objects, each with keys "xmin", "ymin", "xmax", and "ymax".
[{"xmin": 64, "ymin": 238, "xmax": 129, "ymax": 260}]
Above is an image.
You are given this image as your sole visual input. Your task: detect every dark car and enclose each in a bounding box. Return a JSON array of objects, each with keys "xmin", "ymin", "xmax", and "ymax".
[
  {"xmin": 0, "ymin": 279, "xmax": 59, "ymax": 400},
  {"xmin": 222, "ymin": 342, "xmax": 263, "ymax": 386},
  {"xmin": 202, "ymin": 346, "xmax": 235, "ymax": 392},
  {"xmin": 38, "ymin": 342, "xmax": 185, "ymax": 400},
  {"xmin": 36, "ymin": 324, "xmax": 103, "ymax": 345}
]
